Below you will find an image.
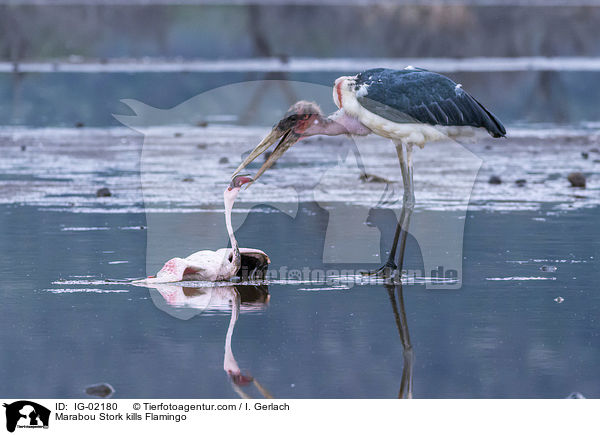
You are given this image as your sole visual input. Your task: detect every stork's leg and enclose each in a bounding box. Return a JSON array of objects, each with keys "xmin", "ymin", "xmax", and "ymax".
[
  {"xmin": 395, "ymin": 283, "xmax": 414, "ymax": 399},
  {"xmin": 395, "ymin": 142, "xmax": 415, "ymax": 276},
  {"xmin": 363, "ymin": 141, "xmax": 415, "ymax": 280},
  {"xmin": 385, "ymin": 283, "xmax": 414, "ymax": 399}
]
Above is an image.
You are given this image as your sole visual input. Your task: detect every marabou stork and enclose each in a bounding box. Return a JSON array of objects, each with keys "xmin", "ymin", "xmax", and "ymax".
[
  {"xmin": 233, "ymin": 67, "xmax": 506, "ymax": 277},
  {"xmin": 136, "ymin": 175, "xmax": 270, "ymax": 283}
]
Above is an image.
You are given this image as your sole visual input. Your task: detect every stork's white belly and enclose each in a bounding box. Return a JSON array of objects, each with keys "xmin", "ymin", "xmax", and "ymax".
[{"xmin": 335, "ymin": 75, "xmax": 485, "ymax": 147}]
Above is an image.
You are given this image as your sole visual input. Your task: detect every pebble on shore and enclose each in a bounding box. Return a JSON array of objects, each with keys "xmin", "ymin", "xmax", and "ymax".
[
  {"xmin": 567, "ymin": 172, "xmax": 586, "ymax": 188},
  {"xmin": 96, "ymin": 187, "xmax": 112, "ymax": 197},
  {"xmin": 359, "ymin": 173, "xmax": 392, "ymax": 183},
  {"xmin": 85, "ymin": 383, "xmax": 115, "ymax": 398}
]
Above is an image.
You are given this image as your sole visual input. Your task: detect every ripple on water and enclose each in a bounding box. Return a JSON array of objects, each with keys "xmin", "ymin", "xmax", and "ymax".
[
  {"xmin": 44, "ymin": 288, "xmax": 130, "ymax": 294},
  {"xmin": 485, "ymin": 276, "xmax": 557, "ymax": 281}
]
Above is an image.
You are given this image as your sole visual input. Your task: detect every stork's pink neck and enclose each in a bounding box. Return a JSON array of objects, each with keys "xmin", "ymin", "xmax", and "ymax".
[{"xmin": 301, "ymin": 109, "xmax": 371, "ymax": 137}]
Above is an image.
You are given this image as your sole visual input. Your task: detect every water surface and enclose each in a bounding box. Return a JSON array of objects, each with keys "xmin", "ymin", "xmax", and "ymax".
[{"xmin": 0, "ymin": 204, "xmax": 598, "ymax": 398}]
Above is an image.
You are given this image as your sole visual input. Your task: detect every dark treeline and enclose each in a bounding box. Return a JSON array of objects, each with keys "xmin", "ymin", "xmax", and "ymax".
[
  {"xmin": 0, "ymin": 4, "xmax": 599, "ymax": 61},
  {"xmin": 1, "ymin": 4, "xmax": 599, "ymax": 127}
]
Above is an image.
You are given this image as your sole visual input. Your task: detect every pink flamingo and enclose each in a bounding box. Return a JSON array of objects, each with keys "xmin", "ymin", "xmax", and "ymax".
[{"xmin": 137, "ymin": 175, "xmax": 269, "ymax": 283}]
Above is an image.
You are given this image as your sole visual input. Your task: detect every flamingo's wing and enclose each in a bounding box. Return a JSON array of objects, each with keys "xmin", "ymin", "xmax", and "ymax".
[
  {"xmin": 238, "ymin": 248, "xmax": 270, "ymax": 280},
  {"xmin": 139, "ymin": 257, "xmax": 206, "ymax": 283}
]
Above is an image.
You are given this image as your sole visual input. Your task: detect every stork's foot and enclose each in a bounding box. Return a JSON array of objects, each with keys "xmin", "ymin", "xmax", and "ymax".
[{"xmin": 361, "ymin": 260, "xmax": 397, "ymax": 280}]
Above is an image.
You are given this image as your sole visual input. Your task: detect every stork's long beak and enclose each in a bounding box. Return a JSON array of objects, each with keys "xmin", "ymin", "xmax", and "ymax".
[
  {"xmin": 252, "ymin": 130, "xmax": 300, "ymax": 181},
  {"xmin": 232, "ymin": 127, "xmax": 285, "ymax": 178},
  {"xmin": 232, "ymin": 127, "xmax": 300, "ymax": 183}
]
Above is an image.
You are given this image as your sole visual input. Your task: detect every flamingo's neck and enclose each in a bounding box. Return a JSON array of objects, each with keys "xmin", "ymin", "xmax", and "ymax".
[{"xmin": 224, "ymin": 189, "xmax": 241, "ymax": 272}]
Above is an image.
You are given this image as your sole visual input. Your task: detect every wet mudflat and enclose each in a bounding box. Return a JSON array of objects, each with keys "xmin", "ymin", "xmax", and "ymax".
[{"xmin": 0, "ymin": 125, "xmax": 598, "ymax": 212}]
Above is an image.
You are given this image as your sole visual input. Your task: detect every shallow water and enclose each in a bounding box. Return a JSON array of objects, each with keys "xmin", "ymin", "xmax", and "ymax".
[{"xmin": 0, "ymin": 204, "xmax": 598, "ymax": 399}]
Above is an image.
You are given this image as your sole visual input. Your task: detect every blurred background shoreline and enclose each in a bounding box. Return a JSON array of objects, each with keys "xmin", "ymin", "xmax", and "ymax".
[{"xmin": 3, "ymin": 2, "xmax": 600, "ymax": 126}]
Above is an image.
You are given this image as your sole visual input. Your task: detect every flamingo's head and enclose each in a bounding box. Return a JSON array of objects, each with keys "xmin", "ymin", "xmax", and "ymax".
[
  {"xmin": 224, "ymin": 175, "xmax": 253, "ymax": 208},
  {"xmin": 228, "ymin": 371, "xmax": 254, "ymax": 387},
  {"xmin": 228, "ymin": 175, "xmax": 253, "ymax": 191},
  {"xmin": 231, "ymin": 101, "xmax": 325, "ymax": 182}
]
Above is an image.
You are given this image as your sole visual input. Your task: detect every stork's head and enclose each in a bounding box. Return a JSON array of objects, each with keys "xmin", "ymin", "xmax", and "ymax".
[
  {"xmin": 232, "ymin": 101, "xmax": 325, "ymax": 182},
  {"xmin": 277, "ymin": 101, "xmax": 324, "ymax": 134}
]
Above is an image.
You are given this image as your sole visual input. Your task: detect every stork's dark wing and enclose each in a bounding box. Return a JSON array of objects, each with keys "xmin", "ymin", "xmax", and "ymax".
[{"xmin": 354, "ymin": 68, "xmax": 506, "ymax": 138}]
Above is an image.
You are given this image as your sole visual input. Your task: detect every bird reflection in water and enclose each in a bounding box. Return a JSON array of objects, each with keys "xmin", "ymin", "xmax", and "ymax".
[
  {"xmin": 134, "ymin": 281, "xmax": 273, "ymax": 398},
  {"xmin": 135, "ymin": 280, "xmax": 413, "ymax": 398},
  {"xmin": 385, "ymin": 283, "xmax": 414, "ymax": 399}
]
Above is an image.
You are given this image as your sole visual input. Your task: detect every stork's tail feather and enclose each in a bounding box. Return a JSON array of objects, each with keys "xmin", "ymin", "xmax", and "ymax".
[{"xmin": 468, "ymin": 94, "xmax": 506, "ymax": 138}]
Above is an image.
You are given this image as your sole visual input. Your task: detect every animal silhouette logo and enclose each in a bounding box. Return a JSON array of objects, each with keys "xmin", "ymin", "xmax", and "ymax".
[
  {"xmin": 116, "ymin": 80, "xmax": 481, "ymax": 289},
  {"xmin": 3, "ymin": 401, "xmax": 50, "ymax": 433}
]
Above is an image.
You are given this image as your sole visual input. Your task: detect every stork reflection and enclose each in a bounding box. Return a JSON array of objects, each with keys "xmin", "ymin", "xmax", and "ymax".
[
  {"xmin": 385, "ymin": 283, "xmax": 414, "ymax": 399},
  {"xmin": 135, "ymin": 282, "xmax": 272, "ymax": 397}
]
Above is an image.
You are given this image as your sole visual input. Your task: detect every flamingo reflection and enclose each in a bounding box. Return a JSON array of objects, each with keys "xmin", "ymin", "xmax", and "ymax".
[{"xmin": 134, "ymin": 281, "xmax": 272, "ymax": 397}]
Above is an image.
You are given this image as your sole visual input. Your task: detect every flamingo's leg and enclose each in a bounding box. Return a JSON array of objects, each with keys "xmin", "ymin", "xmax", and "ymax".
[{"xmin": 363, "ymin": 141, "xmax": 415, "ymax": 280}]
